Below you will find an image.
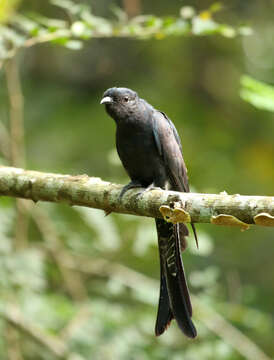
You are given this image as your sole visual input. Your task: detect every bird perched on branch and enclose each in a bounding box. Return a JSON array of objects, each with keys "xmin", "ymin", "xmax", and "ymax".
[{"xmin": 100, "ymin": 87, "xmax": 197, "ymax": 338}]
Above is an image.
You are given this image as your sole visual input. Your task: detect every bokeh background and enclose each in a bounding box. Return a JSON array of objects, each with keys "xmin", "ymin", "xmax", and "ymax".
[{"xmin": 0, "ymin": 1, "xmax": 273, "ymax": 359}]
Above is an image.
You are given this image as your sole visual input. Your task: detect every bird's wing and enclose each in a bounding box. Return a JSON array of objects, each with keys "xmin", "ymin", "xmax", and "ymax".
[
  {"xmin": 152, "ymin": 110, "xmax": 199, "ymax": 248},
  {"xmin": 152, "ymin": 110, "xmax": 189, "ymax": 193},
  {"xmin": 159, "ymin": 111, "xmax": 183, "ymax": 153}
]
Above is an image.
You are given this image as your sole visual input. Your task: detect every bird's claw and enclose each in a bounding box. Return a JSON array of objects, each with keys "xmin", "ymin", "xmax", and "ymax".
[
  {"xmin": 118, "ymin": 181, "xmax": 143, "ymax": 200},
  {"xmin": 136, "ymin": 185, "xmax": 161, "ymax": 198}
]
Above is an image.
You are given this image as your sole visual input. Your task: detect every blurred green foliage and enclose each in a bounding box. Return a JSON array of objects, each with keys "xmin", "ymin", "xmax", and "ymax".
[
  {"xmin": 0, "ymin": 1, "xmax": 274, "ymax": 359},
  {"xmin": 0, "ymin": 0, "xmax": 20, "ymax": 23},
  {"xmin": 240, "ymin": 75, "xmax": 274, "ymax": 112},
  {"xmin": 0, "ymin": 0, "xmax": 251, "ymax": 62}
]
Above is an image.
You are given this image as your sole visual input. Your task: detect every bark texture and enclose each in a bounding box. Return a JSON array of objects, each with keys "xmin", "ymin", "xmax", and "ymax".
[{"xmin": 0, "ymin": 166, "xmax": 273, "ymax": 227}]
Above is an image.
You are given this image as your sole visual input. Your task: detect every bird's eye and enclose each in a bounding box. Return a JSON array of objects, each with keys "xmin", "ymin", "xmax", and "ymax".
[{"xmin": 124, "ymin": 97, "xmax": 129, "ymax": 102}]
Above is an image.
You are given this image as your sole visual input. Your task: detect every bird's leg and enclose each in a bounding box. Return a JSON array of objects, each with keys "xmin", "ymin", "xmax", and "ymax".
[{"xmin": 119, "ymin": 180, "xmax": 143, "ymax": 200}]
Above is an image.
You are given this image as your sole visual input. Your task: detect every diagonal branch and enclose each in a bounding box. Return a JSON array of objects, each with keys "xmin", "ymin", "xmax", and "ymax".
[
  {"xmin": 1, "ymin": 305, "xmax": 70, "ymax": 359},
  {"xmin": 0, "ymin": 166, "xmax": 273, "ymax": 227}
]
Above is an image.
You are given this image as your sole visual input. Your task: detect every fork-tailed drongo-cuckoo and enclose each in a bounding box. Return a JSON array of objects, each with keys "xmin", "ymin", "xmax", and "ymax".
[{"xmin": 100, "ymin": 87, "xmax": 197, "ymax": 338}]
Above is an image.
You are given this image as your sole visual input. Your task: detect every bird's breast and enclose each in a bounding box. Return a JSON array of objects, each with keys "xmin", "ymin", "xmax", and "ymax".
[{"xmin": 116, "ymin": 121, "xmax": 162, "ymax": 185}]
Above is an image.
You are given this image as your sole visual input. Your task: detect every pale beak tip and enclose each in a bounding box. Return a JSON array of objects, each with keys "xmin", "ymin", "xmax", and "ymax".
[{"xmin": 100, "ymin": 96, "xmax": 113, "ymax": 105}]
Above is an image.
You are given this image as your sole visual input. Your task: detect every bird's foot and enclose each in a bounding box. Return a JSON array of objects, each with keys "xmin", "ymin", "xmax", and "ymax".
[
  {"xmin": 119, "ymin": 181, "xmax": 143, "ymax": 200},
  {"xmin": 136, "ymin": 183, "xmax": 161, "ymax": 198}
]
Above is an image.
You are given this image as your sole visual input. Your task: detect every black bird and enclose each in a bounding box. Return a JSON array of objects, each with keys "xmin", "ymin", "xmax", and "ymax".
[{"xmin": 100, "ymin": 87, "xmax": 197, "ymax": 338}]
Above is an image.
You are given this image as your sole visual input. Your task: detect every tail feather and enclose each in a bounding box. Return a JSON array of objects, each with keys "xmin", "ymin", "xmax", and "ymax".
[
  {"xmin": 191, "ymin": 223, "xmax": 199, "ymax": 249},
  {"xmin": 155, "ymin": 219, "xmax": 197, "ymax": 338},
  {"xmin": 155, "ymin": 263, "xmax": 173, "ymax": 336}
]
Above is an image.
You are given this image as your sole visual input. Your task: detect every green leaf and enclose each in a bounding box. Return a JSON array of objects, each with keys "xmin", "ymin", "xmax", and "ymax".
[
  {"xmin": 51, "ymin": 0, "xmax": 87, "ymax": 15},
  {"xmin": 180, "ymin": 6, "xmax": 196, "ymax": 19},
  {"xmin": 27, "ymin": 12, "xmax": 67, "ymax": 31},
  {"xmin": 47, "ymin": 28, "xmax": 71, "ymax": 45},
  {"xmin": 71, "ymin": 21, "xmax": 92, "ymax": 38},
  {"xmin": 240, "ymin": 75, "xmax": 274, "ymax": 112},
  {"xmin": 144, "ymin": 15, "xmax": 162, "ymax": 29},
  {"xmin": 110, "ymin": 5, "xmax": 128, "ymax": 23},
  {"xmin": 65, "ymin": 39, "xmax": 83, "ymax": 50},
  {"xmin": 80, "ymin": 11, "xmax": 113, "ymax": 36},
  {"xmin": 12, "ymin": 14, "xmax": 40, "ymax": 35},
  {"xmin": 219, "ymin": 25, "xmax": 236, "ymax": 38},
  {"xmin": 192, "ymin": 16, "xmax": 219, "ymax": 35},
  {"xmin": 163, "ymin": 18, "xmax": 189, "ymax": 36},
  {"xmin": 0, "ymin": 24, "xmax": 25, "ymax": 46}
]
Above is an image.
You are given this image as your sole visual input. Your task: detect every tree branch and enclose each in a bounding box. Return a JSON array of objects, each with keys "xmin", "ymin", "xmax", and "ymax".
[
  {"xmin": 4, "ymin": 58, "xmax": 28, "ymax": 249},
  {"xmin": 1, "ymin": 305, "xmax": 69, "ymax": 359},
  {"xmin": 0, "ymin": 166, "xmax": 273, "ymax": 227}
]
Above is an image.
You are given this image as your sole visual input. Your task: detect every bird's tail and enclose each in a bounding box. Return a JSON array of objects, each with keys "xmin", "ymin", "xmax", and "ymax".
[{"xmin": 154, "ymin": 219, "xmax": 197, "ymax": 338}]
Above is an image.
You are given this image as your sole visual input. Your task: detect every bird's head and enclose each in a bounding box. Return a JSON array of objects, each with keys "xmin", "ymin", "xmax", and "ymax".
[{"xmin": 100, "ymin": 87, "xmax": 139, "ymax": 121}]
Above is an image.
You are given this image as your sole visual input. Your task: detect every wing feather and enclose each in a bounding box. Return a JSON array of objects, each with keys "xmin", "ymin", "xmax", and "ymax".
[
  {"xmin": 152, "ymin": 110, "xmax": 189, "ymax": 192},
  {"xmin": 152, "ymin": 110, "xmax": 198, "ymax": 247}
]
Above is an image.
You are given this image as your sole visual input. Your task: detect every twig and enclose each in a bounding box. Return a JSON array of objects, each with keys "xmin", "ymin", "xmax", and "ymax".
[
  {"xmin": 5, "ymin": 324, "xmax": 23, "ymax": 360},
  {"xmin": 24, "ymin": 32, "xmax": 73, "ymax": 48},
  {"xmin": 60, "ymin": 305, "xmax": 91, "ymax": 341},
  {"xmin": 1, "ymin": 304, "xmax": 70, "ymax": 359}
]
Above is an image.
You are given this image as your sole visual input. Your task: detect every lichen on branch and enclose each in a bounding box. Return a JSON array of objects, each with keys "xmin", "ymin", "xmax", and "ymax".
[{"xmin": 0, "ymin": 166, "xmax": 273, "ymax": 227}]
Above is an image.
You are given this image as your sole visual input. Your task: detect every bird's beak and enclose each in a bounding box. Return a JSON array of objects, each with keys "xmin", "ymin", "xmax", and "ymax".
[{"xmin": 100, "ymin": 96, "xmax": 113, "ymax": 105}]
